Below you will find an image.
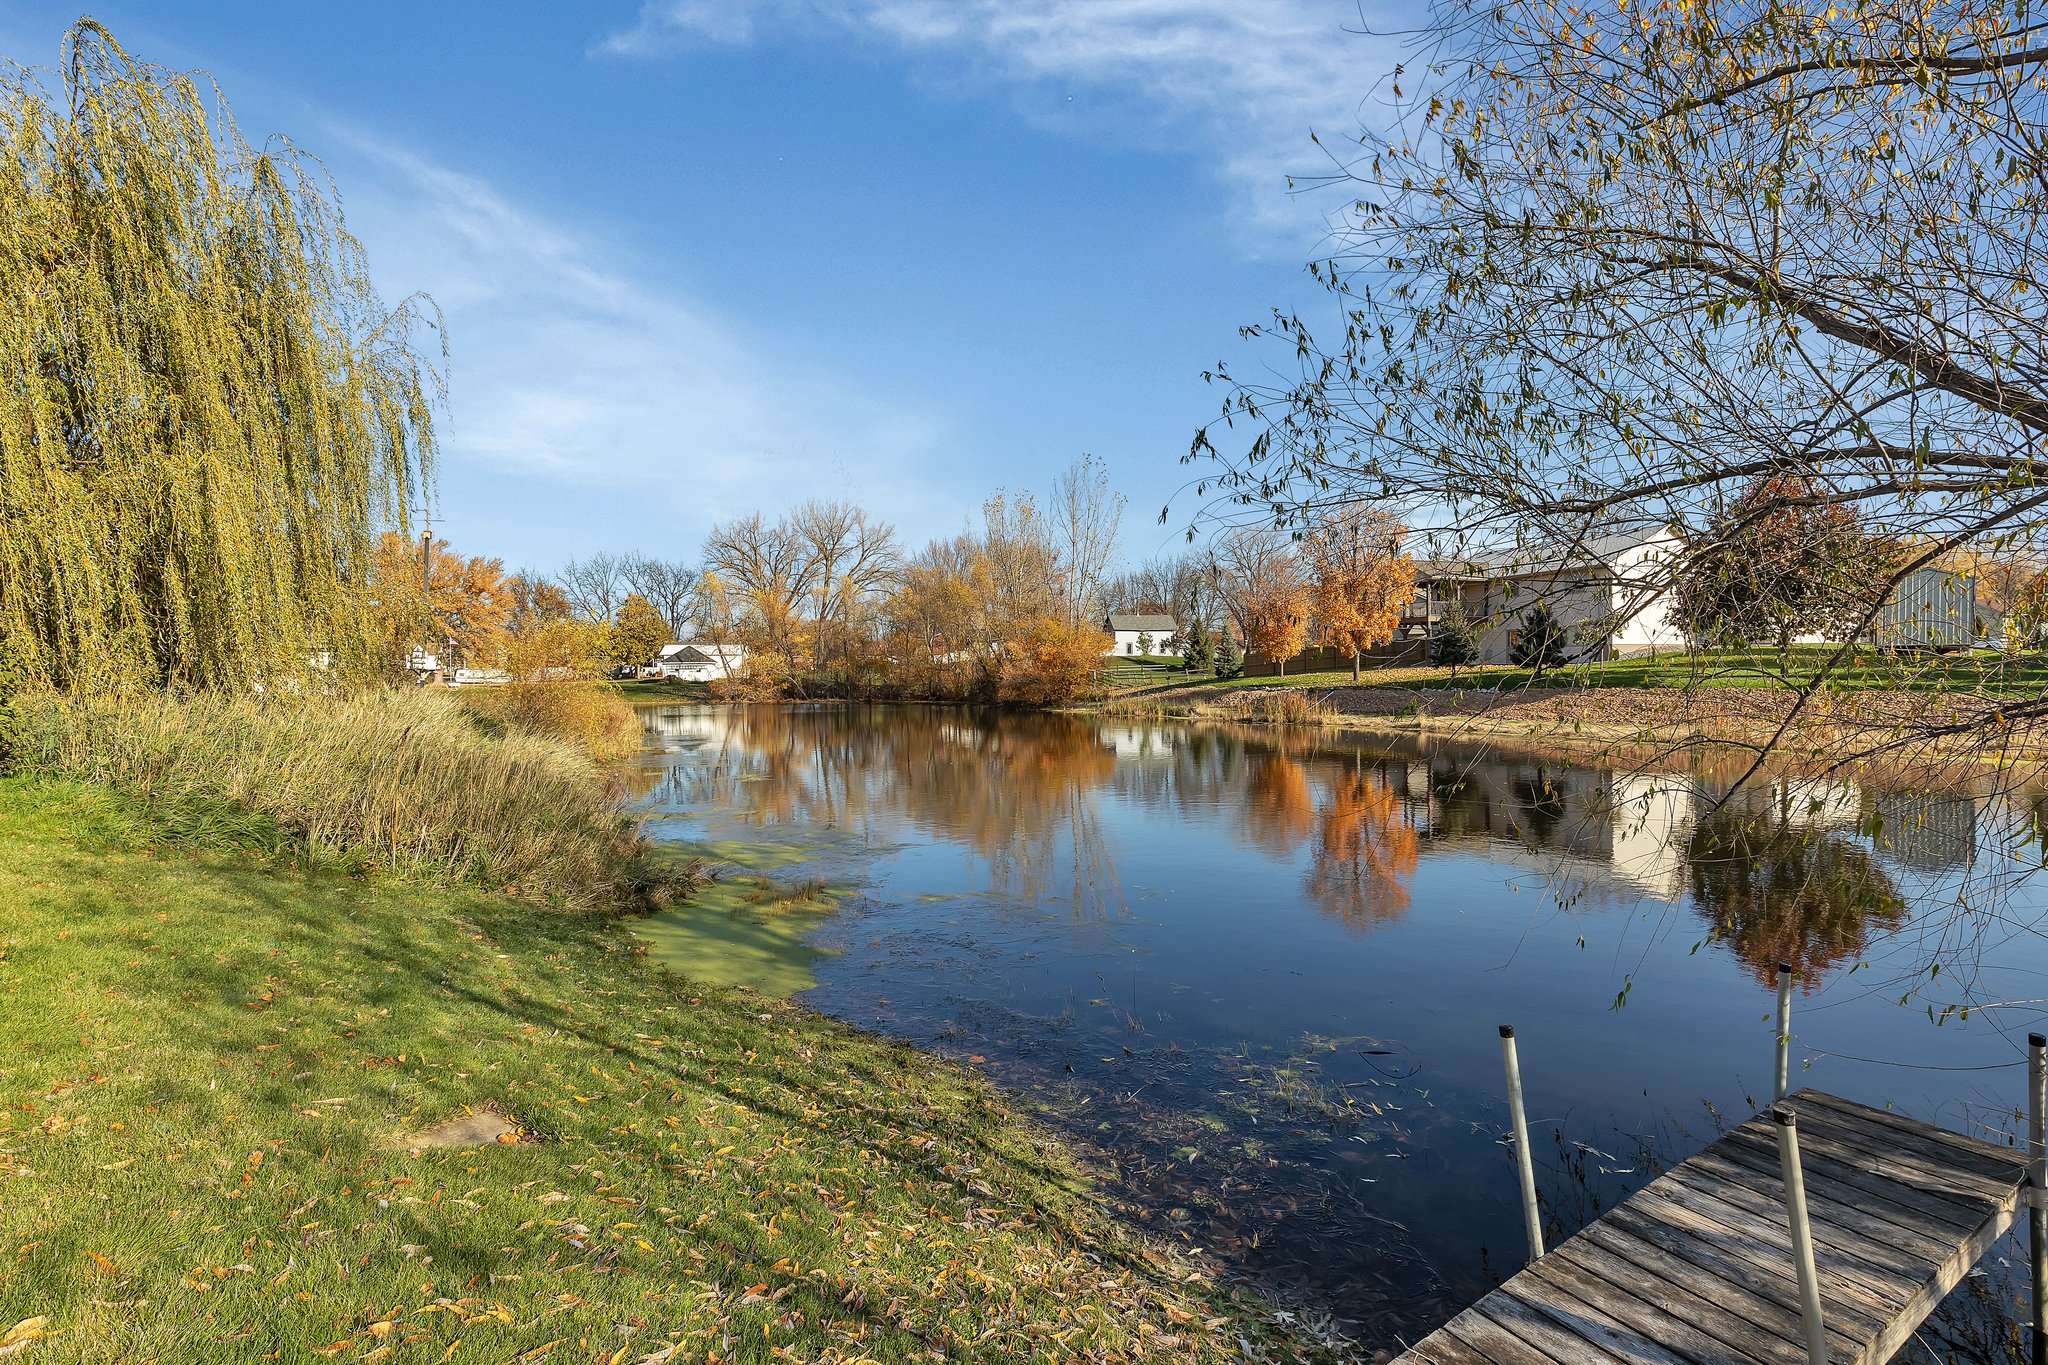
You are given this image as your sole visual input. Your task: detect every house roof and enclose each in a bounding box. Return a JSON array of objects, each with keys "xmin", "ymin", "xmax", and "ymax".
[
  {"xmin": 1414, "ymin": 526, "xmax": 1678, "ymax": 582},
  {"xmin": 1104, "ymin": 613, "xmax": 1177, "ymax": 633},
  {"xmin": 658, "ymin": 640, "xmax": 745, "ymax": 660}
]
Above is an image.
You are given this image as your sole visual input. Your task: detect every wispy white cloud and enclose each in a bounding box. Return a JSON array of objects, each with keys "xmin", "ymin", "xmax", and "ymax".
[
  {"xmin": 323, "ymin": 128, "xmax": 959, "ymax": 554},
  {"xmin": 593, "ymin": 0, "xmax": 1398, "ymax": 233}
]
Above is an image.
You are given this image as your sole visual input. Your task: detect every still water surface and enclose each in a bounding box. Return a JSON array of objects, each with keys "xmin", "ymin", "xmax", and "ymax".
[{"xmin": 629, "ymin": 703, "xmax": 2048, "ymax": 1343}]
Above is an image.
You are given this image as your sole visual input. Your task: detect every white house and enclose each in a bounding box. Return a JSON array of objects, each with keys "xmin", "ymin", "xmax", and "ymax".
[
  {"xmin": 1417, "ymin": 527, "xmax": 1689, "ymax": 666},
  {"xmin": 652, "ymin": 641, "xmax": 747, "ymax": 681},
  {"xmin": 1101, "ymin": 612, "xmax": 1181, "ymax": 657}
]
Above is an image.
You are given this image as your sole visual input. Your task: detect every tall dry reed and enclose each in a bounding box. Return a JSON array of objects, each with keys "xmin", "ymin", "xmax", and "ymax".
[
  {"xmin": 12, "ymin": 688, "xmax": 676, "ymax": 909},
  {"xmin": 1250, "ymin": 690, "xmax": 1333, "ymax": 727}
]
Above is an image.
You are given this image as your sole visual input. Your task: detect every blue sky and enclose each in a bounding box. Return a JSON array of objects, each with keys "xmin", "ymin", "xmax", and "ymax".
[{"xmin": 0, "ymin": 2, "xmax": 1401, "ymax": 574}]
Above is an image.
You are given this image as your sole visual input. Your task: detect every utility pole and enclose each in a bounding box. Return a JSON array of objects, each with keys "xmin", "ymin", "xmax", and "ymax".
[{"xmin": 418, "ymin": 508, "xmax": 434, "ymax": 679}]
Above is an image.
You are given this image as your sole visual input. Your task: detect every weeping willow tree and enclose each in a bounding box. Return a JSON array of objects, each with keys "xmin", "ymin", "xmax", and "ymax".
[{"xmin": 0, "ymin": 21, "xmax": 441, "ymax": 691}]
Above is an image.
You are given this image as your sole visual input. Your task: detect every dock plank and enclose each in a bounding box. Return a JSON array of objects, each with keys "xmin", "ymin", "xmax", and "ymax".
[
  {"xmin": 1575, "ymin": 1216, "xmax": 1866, "ymax": 1362},
  {"xmin": 1701, "ymin": 1137, "xmax": 1963, "ymax": 1261},
  {"xmin": 1793, "ymin": 1089, "xmax": 2026, "ymax": 1174},
  {"xmin": 1393, "ymin": 1091, "xmax": 2029, "ymax": 1365},
  {"xmin": 1719, "ymin": 1123, "xmax": 1987, "ymax": 1235},
  {"xmin": 1789, "ymin": 1093, "xmax": 2025, "ymax": 1203},
  {"xmin": 1547, "ymin": 1236, "xmax": 1818, "ymax": 1365},
  {"xmin": 1756, "ymin": 1105, "xmax": 2018, "ymax": 1210},
  {"xmin": 1720, "ymin": 1122, "xmax": 1993, "ymax": 1230},
  {"xmin": 1637, "ymin": 1170, "xmax": 1926, "ymax": 1306}
]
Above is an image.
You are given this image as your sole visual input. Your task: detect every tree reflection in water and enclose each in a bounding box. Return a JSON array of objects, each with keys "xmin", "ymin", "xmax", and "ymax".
[
  {"xmin": 1240, "ymin": 750, "xmax": 1317, "ymax": 854},
  {"xmin": 642, "ymin": 706, "xmax": 1969, "ymax": 972},
  {"xmin": 1687, "ymin": 795, "xmax": 1907, "ymax": 987},
  {"xmin": 1307, "ymin": 761, "xmax": 1421, "ymax": 927},
  {"xmin": 639, "ymin": 704, "xmax": 1127, "ymax": 918}
]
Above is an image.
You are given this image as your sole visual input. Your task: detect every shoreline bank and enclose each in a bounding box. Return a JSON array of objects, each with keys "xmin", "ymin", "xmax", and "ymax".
[
  {"xmin": 0, "ymin": 776, "xmax": 1348, "ymax": 1363},
  {"xmin": 1091, "ymin": 680, "xmax": 2048, "ymax": 779}
]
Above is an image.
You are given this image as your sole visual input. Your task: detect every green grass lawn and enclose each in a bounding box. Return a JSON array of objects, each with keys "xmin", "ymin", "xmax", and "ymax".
[
  {"xmin": 1097, "ymin": 656, "xmax": 1193, "ymax": 689},
  {"xmin": 0, "ymin": 780, "xmax": 1311, "ymax": 1363},
  {"xmin": 1116, "ymin": 647, "xmax": 2048, "ymax": 698},
  {"xmin": 612, "ymin": 678, "xmax": 712, "ymax": 703}
]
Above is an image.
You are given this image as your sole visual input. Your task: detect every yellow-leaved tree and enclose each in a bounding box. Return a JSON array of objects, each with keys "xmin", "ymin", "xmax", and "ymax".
[
  {"xmin": 369, "ymin": 534, "xmax": 510, "ymax": 675},
  {"xmin": 1303, "ymin": 507, "xmax": 1417, "ymax": 681},
  {"xmin": 0, "ymin": 22, "xmax": 441, "ymax": 691}
]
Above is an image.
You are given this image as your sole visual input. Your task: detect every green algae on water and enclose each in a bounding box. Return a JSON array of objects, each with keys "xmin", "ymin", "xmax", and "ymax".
[{"xmin": 638, "ymin": 846, "xmax": 851, "ymax": 996}]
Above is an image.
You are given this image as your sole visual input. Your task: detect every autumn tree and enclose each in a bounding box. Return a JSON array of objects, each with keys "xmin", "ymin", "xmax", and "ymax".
[
  {"xmin": 2008, "ymin": 571, "xmax": 2048, "ymax": 650},
  {"xmin": 700, "ymin": 513, "xmax": 812, "ymax": 670},
  {"xmin": 1205, "ymin": 527, "xmax": 1294, "ymax": 645},
  {"xmin": 1676, "ymin": 475, "xmax": 1894, "ymax": 663},
  {"xmin": 504, "ymin": 572, "xmax": 573, "ymax": 633},
  {"xmin": 981, "ymin": 492, "xmax": 1064, "ymax": 627},
  {"xmin": 1000, "ymin": 617, "xmax": 1108, "ymax": 707},
  {"xmin": 0, "ymin": 23, "xmax": 440, "ymax": 691},
  {"xmin": 559, "ymin": 553, "xmax": 626, "ymax": 625},
  {"xmin": 885, "ymin": 537, "xmax": 994, "ymax": 692},
  {"xmin": 692, "ymin": 572, "xmax": 740, "ymax": 661},
  {"xmin": 1303, "ymin": 507, "xmax": 1417, "ymax": 681},
  {"xmin": 791, "ymin": 499, "xmax": 898, "ymax": 671},
  {"xmin": 1244, "ymin": 581, "xmax": 1312, "ymax": 678},
  {"xmin": 609, "ymin": 593, "xmax": 670, "ymax": 669},
  {"xmin": 1104, "ymin": 554, "xmax": 1206, "ymax": 623},
  {"xmin": 370, "ymin": 533, "xmax": 511, "ymax": 674},
  {"xmin": 1193, "ymin": 0, "xmax": 2048, "ymax": 755}
]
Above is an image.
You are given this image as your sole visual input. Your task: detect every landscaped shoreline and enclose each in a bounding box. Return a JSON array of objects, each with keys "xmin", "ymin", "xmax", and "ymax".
[
  {"xmin": 0, "ymin": 776, "xmax": 1345, "ymax": 1363},
  {"xmin": 1089, "ymin": 647, "xmax": 2048, "ymax": 775}
]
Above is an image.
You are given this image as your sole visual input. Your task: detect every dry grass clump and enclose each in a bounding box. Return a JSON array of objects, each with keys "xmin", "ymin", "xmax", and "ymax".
[
  {"xmin": 1250, "ymin": 690, "xmax": 1333, "ymax": 727},
  {"xmin": 11, "ymin": 688, "xmax": 683, "ymax": 909},
  {"xmin": 464, "ymin": 678, "xmax": 639, "ymax": 763}
]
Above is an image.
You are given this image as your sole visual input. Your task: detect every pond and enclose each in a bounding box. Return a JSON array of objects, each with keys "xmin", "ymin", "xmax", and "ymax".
[{"xmin": 628, "ymin": 703, "xmax": 2048, "ymax": 1346}]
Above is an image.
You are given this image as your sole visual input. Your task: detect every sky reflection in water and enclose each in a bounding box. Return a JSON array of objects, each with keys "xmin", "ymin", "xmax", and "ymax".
[{"xmin": 630, "ymin": 703, "xmax": 2048, "ymax": 1341}]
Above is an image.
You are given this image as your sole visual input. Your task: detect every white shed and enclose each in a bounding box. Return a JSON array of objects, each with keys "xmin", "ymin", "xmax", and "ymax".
[
  {"xmin": 1101, "ymin": 613, "xmax": 1181, "ymax": 657},
  {"xmin": 651, "ymin": 641, "xmax": 746, "ymax": 681}
]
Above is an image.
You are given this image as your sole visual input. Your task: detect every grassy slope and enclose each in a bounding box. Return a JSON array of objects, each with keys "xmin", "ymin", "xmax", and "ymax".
[
  {"xmin": 0, "ymin": 781, "xmax": 1308, "ymax": 1363},
  {"xmin": 613, "ymin": 679, "xmax": 712, "ymax": 703},
  {"xmin": 1110, "ymin": 647, "xmax": 2048, "ymax": 697}
]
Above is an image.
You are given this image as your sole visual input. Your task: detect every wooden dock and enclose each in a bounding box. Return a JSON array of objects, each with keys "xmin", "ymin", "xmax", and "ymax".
[{"xmin": 1396, "ymin": 1087, "xmax": 2031, "ymax": 1365}]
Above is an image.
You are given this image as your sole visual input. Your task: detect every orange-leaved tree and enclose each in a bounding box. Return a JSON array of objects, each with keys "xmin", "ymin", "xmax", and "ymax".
[
  {"xmin": 1243, "ymin": 580, "xmax": 1312, "ymax": 678},
  {"xmin": 370, "ymin": 533, "xmax": 512, "ymax": 674},
  {"xmin": 1000, "ymin": 617, "xmax": 1109, "ymax": 706},
  {"xmin": 1304, "ymin": 507, "xmax": 1417, "ymax": 682}
]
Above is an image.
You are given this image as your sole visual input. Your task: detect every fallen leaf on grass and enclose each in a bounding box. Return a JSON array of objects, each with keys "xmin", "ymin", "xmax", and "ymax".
[{"xmin": 0, "ymin": 1318, "xmax": 47, "ymax": 1357}]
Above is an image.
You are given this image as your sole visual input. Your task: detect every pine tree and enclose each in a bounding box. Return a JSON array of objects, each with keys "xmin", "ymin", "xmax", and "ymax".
[
  {"xmin": 1214, "ymin": 630, "xmax": 1244, "ymax": 679},
  {"xmin": 1429, "ymin": 592, "xmax": 1481, "ymax": 675},
  {"xmin": 1182, "ymin": 613, "xmax": 1213, "ymax": 674},
  {"xmin": 1510, "ymin": 601, "xmax": 1570, "ymax": 677}
]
